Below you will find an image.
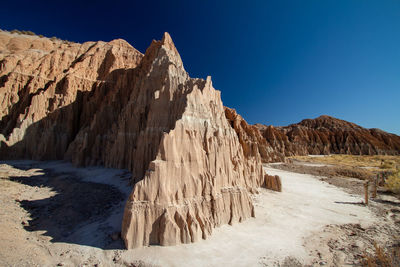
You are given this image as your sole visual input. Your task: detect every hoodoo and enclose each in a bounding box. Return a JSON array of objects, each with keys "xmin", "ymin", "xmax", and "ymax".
[{"xmin": 0, "ymin": 30, "xmax": 268, "ymax": 248}]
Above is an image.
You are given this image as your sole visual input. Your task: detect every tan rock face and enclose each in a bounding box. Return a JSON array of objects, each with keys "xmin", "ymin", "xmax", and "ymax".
[
  {"xmin": 0, "ymin": 30, "xmax": 143, "ymax": 159},
  {"xmin": 120, "ymin": 38, "xmax": 266, "ymax": 248},
  {"xmin": 264, "ymin": 174, "xmax": 282, "ymax": 192},
  {"xmin": 256, "ymin": 115, "xmax": 400, "ymax": 160},
  {"xmin": 225, "ymin": 107, "xmax": 285, "ymax": 163},
  {"xmin": 0, "ymin": 30, "xmax": 269, "ymax": 248}
]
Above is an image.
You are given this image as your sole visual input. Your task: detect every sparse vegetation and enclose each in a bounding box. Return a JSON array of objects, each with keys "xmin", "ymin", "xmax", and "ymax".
[
  {"xmin": 386, "ymin": 169, "xmax": 400, "ymax": 194},
  {"xmin": 292, "ymin": 155, "xmax": 400, "ymax": 173},
  {"xmin": 362, "ymin": 243, "xmax": 400, "ymax": 267},
  {"xmin": 286, "ymin": 155, "xmax": 400, "ymax": 193},
  {"xmin": 2, "ymin": 29, "xmax": 74, "ymax": 43},
  {"xmin": 272, "ymin": 161, "xmax": 374, "ymax": 181},
  {"xmin": 9, "ymin": 29, "xmax": 36, "ymax": 36}
]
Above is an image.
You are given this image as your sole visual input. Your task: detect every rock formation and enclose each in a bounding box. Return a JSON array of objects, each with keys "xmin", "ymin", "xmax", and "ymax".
[
  {"xmin": 224, "ymin": 107, "xmax": 285, "ymax": 163},
  {"xmin": 264, "ymin": 174, "xmax": 282, "ymax": 192},
  {"xmin": 0, "ymin": 30, "xmax": 143, "ymax": 160},
  {"xmin": 0, "ymin": 30, "xmax": 270, "ymax": 248},
  {"xmin": 256, "ymin": 115, "xmax": 400, "ymax": 160}
]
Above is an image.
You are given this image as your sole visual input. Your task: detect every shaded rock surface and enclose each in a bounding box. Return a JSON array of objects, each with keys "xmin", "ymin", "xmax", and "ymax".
[
  {"xmin": 0, "ymin": 30, "xmax": 143, "ymax": 161},
  {"xmin": 0, "ymin": 30, "xmax": 268, "ymax": 248},
  {"xmin": 256, "ymin": 115, "xmax": 400, "ymax": 161}
]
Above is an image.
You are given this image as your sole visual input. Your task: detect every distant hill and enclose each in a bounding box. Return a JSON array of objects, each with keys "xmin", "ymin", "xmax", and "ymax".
[{"xmin": 255, "ymin": 115, "xmax": 400, "ymax": 160}]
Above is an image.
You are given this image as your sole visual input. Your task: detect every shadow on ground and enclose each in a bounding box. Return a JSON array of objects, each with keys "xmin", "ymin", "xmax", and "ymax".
[
  {"xmin": 8, "ymin": 162, "xmax": 126, "ymax": 249},
  {"xmin": 334, "ymin": 201, "xmax": 365, "ymax": 206}
]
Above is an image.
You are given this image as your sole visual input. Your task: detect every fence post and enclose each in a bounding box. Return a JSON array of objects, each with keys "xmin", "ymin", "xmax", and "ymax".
[
  {"xmin": 372, "ymin": 176, "xmax": 377, "ymax": 199},
  {"xmin": 364, "ymin": 181, "xmax": 369, "ymax": 205}
]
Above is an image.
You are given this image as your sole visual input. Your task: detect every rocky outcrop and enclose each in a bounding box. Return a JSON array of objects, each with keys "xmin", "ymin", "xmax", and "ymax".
[
  {"xmin": 264, "ymin": 174, "xmax": 282, "ymax": 192},
  {"xmin": 0, "ymin": 30, "xmax": 269, "ymax": 248},
  {"xmin": 256, "ymin": 115, "xmax": 400, "ymax": 160},
  {"xmin": 224, "ymin": 107, "xmax": 285, "ymax": 163},
  {"xmin": 0, "ymin": 30, "xmax": 143, "ymax": 159},
  {"xmin": 120, "ymin": 36, "xmax": 266, "ymax": 248}
]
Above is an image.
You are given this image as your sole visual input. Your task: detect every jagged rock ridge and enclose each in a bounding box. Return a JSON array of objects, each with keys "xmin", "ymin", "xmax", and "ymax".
[
  {"xmin": 225, "ymin": 107, "xmax": 285, "ymax": 163},
  {"xmin": 256, "ymin": 115, "xmax": 400, "ymax": 160},
  {"xmin": 0, "ymin": 30, "xmax": 268, "ymax": 248}
]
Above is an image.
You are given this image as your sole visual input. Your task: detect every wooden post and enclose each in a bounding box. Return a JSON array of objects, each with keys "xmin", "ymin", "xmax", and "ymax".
[
  {"xmin": 364, "ymin": 181, "xmax": 369, "ymax": 205},
  {"xmin": 378, "ymin": 172, "xmax": 384, "ymax": 186},
  {"xmin": 372, "ymin": 177, "xmax": 377, "ymax": 198}
]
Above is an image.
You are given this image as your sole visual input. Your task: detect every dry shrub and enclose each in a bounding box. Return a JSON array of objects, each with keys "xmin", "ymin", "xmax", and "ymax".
[
  {"xmin": 381, "ymin": 160, "xmax": 395, "ymax": 170},
  {"xmin": 386, "ymin": 169, "xmax": 400, "ymax": 194},
  {"xmin": 332, "ymin": 166, "xmax": 373, "ymax": 180},
  {"xmin": 293, "ymin": 155, "xmax": 400, "ymax": 172},
  {"xmin": 362, "ymin": 243, "xmax": 400, "ymax": 267},
  {"xmin": 20, "ymin": 30, "xmax": 35, "ymax": 35},
  {"xmin": 8, "ymin": 29, "xmax": 36, "ymax": 36}
]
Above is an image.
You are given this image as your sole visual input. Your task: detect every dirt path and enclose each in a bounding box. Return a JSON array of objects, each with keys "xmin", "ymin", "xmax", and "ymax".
[
  {"xmin": 119, "ymin": 167, "xmax": 377, "ymax": 266},
  {"xmin": 0, "ymin": 161, "xmax": 397, "ymax": 266}
]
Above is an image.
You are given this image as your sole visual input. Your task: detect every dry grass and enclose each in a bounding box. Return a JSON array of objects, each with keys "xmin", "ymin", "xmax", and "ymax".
[
  {"xmin": 273, "ymin": 162, "xmax": 374, "ymax": 181},
  {"xmin": 292, "ymin": 155, "xmax": 400, "ymax": 172},
  {"xmin": 362, "ymin": 243, "xmax": 400, "ymax": 267},
  {"xmin": 386, "ymin": 169, "xmax": 400, "ymax": 194}
]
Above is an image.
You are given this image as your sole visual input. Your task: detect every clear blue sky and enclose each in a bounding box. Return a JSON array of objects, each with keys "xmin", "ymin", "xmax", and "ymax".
[{"xmin": 2, "ymin": 1, "xmax": 399, "ymax": 134}]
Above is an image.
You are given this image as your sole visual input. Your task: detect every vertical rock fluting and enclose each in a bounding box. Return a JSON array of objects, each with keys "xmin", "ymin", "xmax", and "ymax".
[
  {"xmin": 121, "ymin": 37, "xmax": 266, "ymax": 248},
  {"xmin": 225, "ymin": 107, "xmax": 285, "ymax": 163},
  {"xmin": 0, "ymin": 30, "xmax": 269, "ymax": 248},
  {"xmin": 0, "ymin": 30, "xmax": 143, "ymax": 159}
]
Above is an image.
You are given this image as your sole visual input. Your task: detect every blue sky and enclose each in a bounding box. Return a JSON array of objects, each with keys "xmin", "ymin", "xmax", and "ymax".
[{"xmin": 2, "ymin": 1, "xmax": 399, "ymax": 134}]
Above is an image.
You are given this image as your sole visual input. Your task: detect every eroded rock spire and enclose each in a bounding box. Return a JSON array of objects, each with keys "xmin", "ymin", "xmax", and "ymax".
[{"xmin": 0, "ymin": 30, "xmax": 269, "ymax": 248}]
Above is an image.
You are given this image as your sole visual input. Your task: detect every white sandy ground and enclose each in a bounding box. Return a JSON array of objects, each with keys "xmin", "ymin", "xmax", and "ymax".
[
  {"xmin": 121, "ymin": 166, "xmax": 377, "ymax": 266},
  {"xmin": 0, "ymin": 161, "xmax": 378, "ymax": 266}
]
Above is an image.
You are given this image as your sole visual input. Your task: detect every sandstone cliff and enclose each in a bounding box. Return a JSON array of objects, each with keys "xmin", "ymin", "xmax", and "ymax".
[
  {"xmin": 225, "ymin": 107, "xmax": 285, "ymax": 163},
  {"xmin": 0, "ymin": 30, "xmax": 268, "ymax": 248},
  {"xmin": 256, "ymin": 115, "xmax": 400, "ymax": 160},
  {"xmin": 0, "ymin": 30, "xmax": 143, "ymax": 159}
]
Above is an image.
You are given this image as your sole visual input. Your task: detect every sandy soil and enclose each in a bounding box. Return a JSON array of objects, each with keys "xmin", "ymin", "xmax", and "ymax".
[
  {"xmin": 0, "ymin": 160, "xmax": 399, "ymax": 266},
  {"xmin": 0, "ymin": 161, "xmax": 132, "ymax": 267},
  {"xmin": 123, "ymin": 167, "xmax": 377, "ymax": 267}
]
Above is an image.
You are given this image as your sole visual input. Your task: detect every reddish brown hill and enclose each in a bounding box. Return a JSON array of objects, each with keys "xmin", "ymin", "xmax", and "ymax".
[{"xmin": 256, "ymin": 115, "xmax": 400, "ymax": 160}]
